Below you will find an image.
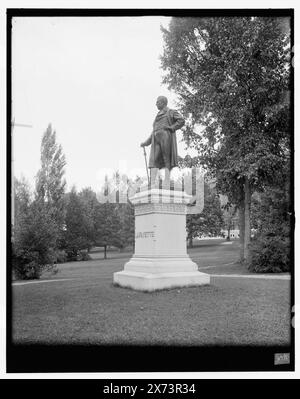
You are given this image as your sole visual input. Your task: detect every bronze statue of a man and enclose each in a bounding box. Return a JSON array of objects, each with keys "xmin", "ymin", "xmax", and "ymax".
[{"xmin": 140, "ymin": 96, "xmax": 184, "ymax": 171}]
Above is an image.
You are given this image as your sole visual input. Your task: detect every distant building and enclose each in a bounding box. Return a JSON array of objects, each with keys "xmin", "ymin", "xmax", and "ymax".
[{"xmin": 221, "ymin": 213, "xmax": 240, "ymax": 239}]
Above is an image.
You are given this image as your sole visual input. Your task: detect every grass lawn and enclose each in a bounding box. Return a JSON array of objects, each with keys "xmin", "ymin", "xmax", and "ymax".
[{"xmin": 12, "ymin": 240, "xmax": 291, "ymax": 346}]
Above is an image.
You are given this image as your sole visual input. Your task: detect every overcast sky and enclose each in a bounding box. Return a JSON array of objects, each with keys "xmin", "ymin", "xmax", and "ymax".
[{"xmin": 12, "ymin": 16, "xmax": 194, "ymax": 191}]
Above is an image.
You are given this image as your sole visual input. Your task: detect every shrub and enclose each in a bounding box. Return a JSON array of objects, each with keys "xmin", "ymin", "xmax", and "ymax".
[
  {"xmin": 13, "ymin": 250, "xmax": 40, "ymax": 280},
  {"xmin": 65, "ymin": 250, "xmax": 78, "ymax": 262},
  {"xmin": 12, "ymin": 248, "xmax": 57, "ymax": 280},
  {"xmin": 13, "ymin": 198, "xmax": 62, "ymax": 280},
  {"xmin": 247, "ymin": 234, "xmax": 290, "ymax": 273},
  {"xmin": 77, "ymin": 250, "xmax": 91, "ymax": 261},
  {"xmin": 63, "ymin": 249, "xmax": 91, "ymax": 262},
  {"xmin": 55, "ymin": 249, "xmax": 68, "ymax": 264}
]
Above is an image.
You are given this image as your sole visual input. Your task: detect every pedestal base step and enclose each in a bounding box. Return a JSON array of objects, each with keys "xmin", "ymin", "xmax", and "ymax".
[{"xmin": 113, "ymin": 270, "xmax": 210, "ymax": 292}]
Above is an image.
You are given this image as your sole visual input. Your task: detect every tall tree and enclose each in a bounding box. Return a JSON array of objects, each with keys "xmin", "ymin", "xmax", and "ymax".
[
  {"xmin": 12, "ymin": 123, "xmax": 68, "ymax": 279},
  {"xmin": 96, "ymin": 172, "xmax": 135, "ymax": 254},
  {"xmin": 64, "ymin": 187, "xmax": 90, "ymax": 259},
  {"xmin": 13, "ymin": 176, "xmax": 32, "ymax": 228},
  {"xmin": 95, "ymin": 202, "xmax": 121, "ymax": 259},
  {"xmin": 79, "ymin": 187, "xmax": 99, "ymax": 251},
  {"xmin": 36, "ymin": 124, "xmax": 66, "ymax": 234},
  {"xmin": 161, "ymin": 16, "xmax": 291, "ymax": 262}
]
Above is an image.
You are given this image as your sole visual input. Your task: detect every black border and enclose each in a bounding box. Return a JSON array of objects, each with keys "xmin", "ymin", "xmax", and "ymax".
[{"xmin": 7, "ymin": 8, "xmax": 295, "ymax": 373}]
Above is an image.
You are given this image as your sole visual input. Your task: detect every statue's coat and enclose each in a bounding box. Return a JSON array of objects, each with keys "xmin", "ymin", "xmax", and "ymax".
[{"xmin": 142, "ymin": 107, "xmax": 184, "ymax": 170}]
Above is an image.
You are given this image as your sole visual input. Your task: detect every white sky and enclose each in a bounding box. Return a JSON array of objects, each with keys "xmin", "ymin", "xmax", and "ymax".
[{"xmin": 12, "ymin": 16, "xmax": 193, "ymax": 191}]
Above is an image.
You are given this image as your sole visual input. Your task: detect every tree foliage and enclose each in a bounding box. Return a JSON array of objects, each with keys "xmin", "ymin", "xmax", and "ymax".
[
  {"xmin": 12, "ymin": 127, "xmax": 137, "ymax": 277},
  {"xmin": 63, "ymin": 187, "xmax": 91, "ymax": 260},
  {"xmin": 187, "ymin": 182, "xmax": 224, "ymax": 244},
  {"xmin": 78, "ymin": 187, "xmax": 99, "ymax": 250},
  {"xmin": 94, "ymin": 173, "xmax": 135, "ymax": 256},
  {"xmin": 116, "ymin": 202, "xmax": 135, "ymax": 249},
  {"xmin": 94, "ymin": 202, "xmax": 120, "ymax": 258},
  {"xmin": 36, "ymin": 124, "xmax": 66, "ymax": 230},
  {"xmin": 13, "ymin": 124, "xmax": 67, "ymax": 279},
  {"xmin": 13, "ymin": 179, "xmax": 59, "ymax": 279},
  {"xmin": 62, "ymin": 178, "xmax": 135, "ymax": 260},
  {"xmin": 161, "ymin": 16, "xmax": 291, "ymax": 262},
  {"xmin": 247, "ymin": 184, "xmax": 291, "ymax": 272}
]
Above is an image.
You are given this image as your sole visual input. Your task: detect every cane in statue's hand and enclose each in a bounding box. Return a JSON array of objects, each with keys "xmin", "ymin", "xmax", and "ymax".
[{"xmin": 142, "ymin": 144, "xmax": 150, "ymax": 186}]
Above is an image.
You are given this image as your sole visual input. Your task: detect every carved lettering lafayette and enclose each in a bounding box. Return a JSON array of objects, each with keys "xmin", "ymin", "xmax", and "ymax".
[{"xmin": 135, "ymin": 231, "xmax": 155, "ymax": 239}]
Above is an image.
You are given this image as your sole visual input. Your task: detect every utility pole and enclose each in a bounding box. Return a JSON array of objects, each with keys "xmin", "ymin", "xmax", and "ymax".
[{"xmin": 11, "ymin": 119, "xmax": 33, "ymax": 235}]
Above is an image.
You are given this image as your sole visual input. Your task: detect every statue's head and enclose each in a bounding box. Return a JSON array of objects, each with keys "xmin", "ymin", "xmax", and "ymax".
[{"xmin": 156, "ymin": 96, "xmax": 168, "ymax": 110}]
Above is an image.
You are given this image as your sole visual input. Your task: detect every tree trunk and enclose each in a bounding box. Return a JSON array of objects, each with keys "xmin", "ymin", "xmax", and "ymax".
[
  {"xmin": 244, "ymin": 177, "xmax": 251, "ymax": 261},
  {"xmin": 104, "ymin": 245, "xmax": 107, "ymax": 259},
  {"xmin": 227, "ymin": 226, "xmax": 231, "ymax": 240},
  {"xmin": 188, "ymin": 237, "xmax": 193, "ymax": 248},
  {"xmin": 239, "ymin": 195, "xmax": 245, "ymax": 262}
]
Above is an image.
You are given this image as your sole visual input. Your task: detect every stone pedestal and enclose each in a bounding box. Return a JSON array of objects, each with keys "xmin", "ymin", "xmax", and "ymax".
[{"xmin": 113, "ymin": 188, "xmax": 210, "ymax": 291}]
